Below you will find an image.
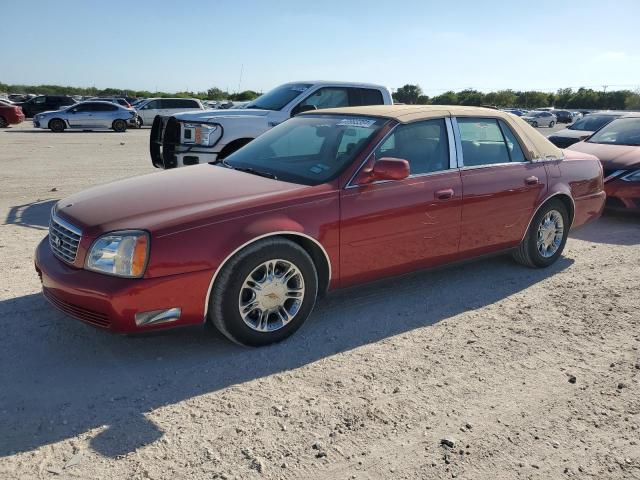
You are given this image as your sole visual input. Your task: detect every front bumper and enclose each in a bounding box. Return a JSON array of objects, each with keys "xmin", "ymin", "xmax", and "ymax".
[
  {"xmin": 150, "ymin": 115, "xmax": 222, "ymax": 169},
  {"xmin": 35, "ymin": 238, "xmax": 214, "ymax": 333},
  {"xmin": 604, "ymin": 178, "xmax": 640, "ymax": 211},
  {"xmin": 33, "ymin": 119, "xmax": 41, "ymax": 128}
]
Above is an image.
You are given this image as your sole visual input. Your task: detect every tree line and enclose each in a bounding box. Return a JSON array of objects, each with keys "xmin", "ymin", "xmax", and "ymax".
[
  {"xmin": 3, "ymin": 81, "xmax": 640, "ymax": 110},
  {"xmin": 0, "ymin": 82, "xmax": 261, "ymax": 102},
  {"xmin": 393, "ymin": 84, "xmax": 640, "ymax": 110}
]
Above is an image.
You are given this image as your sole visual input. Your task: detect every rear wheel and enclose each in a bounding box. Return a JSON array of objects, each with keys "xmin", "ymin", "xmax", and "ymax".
[
  {"xmin": 49, "ymin": 119, "xmax": 65, "ymax": 132},
  {"xmin": 0, "ymin": 116, "xmax": 7, "ymax": 128},
  {"xmin": 112, "ymin": 119, "xmax": 127, "ymax": 132},
  {"xmin": 549, "ymin": 121, "xmax": 555, "ymax": 128},
  {"xmin": 135, "ymin": 117, "xmax": 143, "ymax": 128},
  {"xmin": 532, "ymin": 121, "xmax": 538, "ymax": 128},
  {"xmin": 513, "ymin": 199, "xmax": 569, "ymax": 268},
  {"xmin": 209, "ymin": 237, "xmax": 318, "ymax": 346}
]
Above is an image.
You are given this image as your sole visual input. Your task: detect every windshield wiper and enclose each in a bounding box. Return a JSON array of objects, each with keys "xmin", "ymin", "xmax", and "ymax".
[{"xmin": 234, "ymin": 166, "xmax": 278, "ymax": 180}]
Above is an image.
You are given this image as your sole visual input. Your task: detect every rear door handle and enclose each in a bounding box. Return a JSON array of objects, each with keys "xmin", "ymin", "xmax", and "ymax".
[
  {"xmin": 435, "ymin": 188, "xmax": 454, "ymax": 200},
  {"xmin": 525, "ymin": 176, "xmax": 539, "ymax": 186}
]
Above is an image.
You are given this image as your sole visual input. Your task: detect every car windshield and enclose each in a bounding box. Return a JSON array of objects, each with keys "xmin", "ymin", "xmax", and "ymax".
[
  {"xmin": 587, "ymin": 118, "xmax": 640, "ymax": 146},
  {"xmin": 568, "ymin": 115, "xmax": 617, "ymax": 131},
  {"xmin": 245, "ymin": 83, "xmax": 312, "ymax": 111},
  {"xmin": 530, "ymin": 112, "xmax": 544, "ymax": 117},
  {"xmin": 223, "ymin": 114, "xmax": 388, "ymax": 185}
]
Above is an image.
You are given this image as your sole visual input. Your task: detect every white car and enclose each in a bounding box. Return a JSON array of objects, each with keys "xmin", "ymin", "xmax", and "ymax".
[
  {"xmin": 150, "ymin": 81, "xmax": 393, "ymax": 168},
  {"xmin": 32, "ymin": 101, "xmax": 137, "ymax": 132},
  {"xmin": 522, "ymin": 111, "xmax": 557, "ymax": 128},
  {"xmin": 135, "ymin": 97, "xmax": 204, "ymax": 127}
]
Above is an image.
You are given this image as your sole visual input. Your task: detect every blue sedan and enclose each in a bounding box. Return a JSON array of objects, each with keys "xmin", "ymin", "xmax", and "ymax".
[{"xmin": 33, "ymin": 101, "xmax": 137, "ymax": 132}]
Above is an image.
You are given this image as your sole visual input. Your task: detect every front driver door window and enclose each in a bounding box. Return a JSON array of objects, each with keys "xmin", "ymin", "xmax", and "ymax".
[{"xmin": 339, "ymin": 119, "xmax": 462, "ymax": 286}]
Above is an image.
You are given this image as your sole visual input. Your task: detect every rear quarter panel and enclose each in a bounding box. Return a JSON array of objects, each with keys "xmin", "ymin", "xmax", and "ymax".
[{"xmin": 546, "ymin": 149, "xmax": 605, "ymax": 228}]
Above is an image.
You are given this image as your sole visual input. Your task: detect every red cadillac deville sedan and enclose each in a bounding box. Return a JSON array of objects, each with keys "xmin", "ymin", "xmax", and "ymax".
[{"xmin": 35, "ymin": 106, "xmax": 606, "ymax": 346}]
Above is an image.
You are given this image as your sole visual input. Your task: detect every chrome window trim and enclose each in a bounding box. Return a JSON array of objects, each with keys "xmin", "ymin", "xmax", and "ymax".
[
  {"xmin": 450, "ymin": 117, "xmax": 464, "ymax": 167},
  {"xmin": 346, "ymin": 117, "xmax": 457, "ymax": 189},
  {"xmin": 606, "ymin": 169, "xmax": 627, "ymax": 182},
  {"xmin": 202, "ymin": 231, "xmax": 331, "ymax": 321},
  {"xmin": 444, "ymin": 117, "xmax": 457, "ymax": 169}
]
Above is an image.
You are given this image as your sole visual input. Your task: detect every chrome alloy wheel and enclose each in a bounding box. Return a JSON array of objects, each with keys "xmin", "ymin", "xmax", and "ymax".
[
  {"xmin": 537, "ymin": 209, "xmax": 564, "ymax": 258},
  {"xmin": 238, "ymin": 259, "xmax": 305, "ymax": 332}
]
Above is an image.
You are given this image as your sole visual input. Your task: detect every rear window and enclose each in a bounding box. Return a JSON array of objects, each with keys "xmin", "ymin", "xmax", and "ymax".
[
  {"xmin": 569, "ymin": 115, "xmax": 617, "ymax": 131},
  {"xmin": 164, "ymin": 99, "xmax": 199, "ymax": 109},
  {"xmin": 349, "ymin": 88, "xmax": 384, "ymax": 106}
]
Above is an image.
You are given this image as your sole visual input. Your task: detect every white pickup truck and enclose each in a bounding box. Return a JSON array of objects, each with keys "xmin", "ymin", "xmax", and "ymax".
[{"xmin": 150, "ymin": 81, "xmax": 393, "ymax": 169}]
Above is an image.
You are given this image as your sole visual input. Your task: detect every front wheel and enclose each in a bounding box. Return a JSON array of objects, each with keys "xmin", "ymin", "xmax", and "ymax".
[
  {"xmin": 135, "ymin": 117, "xmax": 143, "ymax": 128},
  {"xmin": 532, "ymin": 121, "xmax": 538, "ymax": 128},
  {"xmin": 112, "ymin": 119, "xmax": 127, "ymax": 132},
  {"xmin": 0, "ymin": 116, "xmax": 7, "ymax": 128},
  {"xmin": 49, "ymin": 119, "xmax": 65, "ymax": 132},
  {"xmin": 513, "ymin": 199, "xmax": 569, "ymax": 268},
  {"xmin": 209, "ymin": 237, "xmax": 318, "ymax": 346}
]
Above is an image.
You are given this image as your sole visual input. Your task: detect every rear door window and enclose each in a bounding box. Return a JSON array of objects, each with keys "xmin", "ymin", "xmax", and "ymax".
[
  {"xmin": 498, "ymin": 120, "xmax": 526, "ymax": 162},
  {"xmin": 457, "ymin": 118, "xmax": 511, "ymax": 166}
]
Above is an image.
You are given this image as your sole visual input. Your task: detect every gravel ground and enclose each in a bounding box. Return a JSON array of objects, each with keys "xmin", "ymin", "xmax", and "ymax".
[{"xmin": 1, "ymin": 122, "xmax": 639, "ymax": 480}]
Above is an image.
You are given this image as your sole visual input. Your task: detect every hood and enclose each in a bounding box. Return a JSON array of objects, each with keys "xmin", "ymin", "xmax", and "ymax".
[
  {"xmin": 173, "ymin": 109, "xmax": 272, "ymax": 122},
  {"xmin": 548, "ymin": 128, "xmax": 591, "ymax": 139},
  {"xmin": 567, "ymin": 141, "xmax": 640, "ymax": 170},
  {"xmin": 38, "ymin": 109, "xmax": 66, "ymax": 116},
  {"xmin": 55, "ymin": 164, "xmax": 307, "ymax": 236}
]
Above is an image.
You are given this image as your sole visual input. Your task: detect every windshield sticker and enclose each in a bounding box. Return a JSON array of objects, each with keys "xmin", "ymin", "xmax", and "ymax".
[
  {"xmin": 291, "ymin": 86, "xmax": 309, "ymax": 92},
  {"xmin": 337, "ymin": 118, "xmax": 376, "ymax": 128},
  {"xmin": 310, "ymin": 164, "xmax": 330, "ymax": 174}
]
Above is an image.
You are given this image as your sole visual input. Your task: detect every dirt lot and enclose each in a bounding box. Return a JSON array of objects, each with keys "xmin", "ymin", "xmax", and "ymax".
[{"xmin": 1, "ymin": 122, "xmax": 639, "ymax": 480}]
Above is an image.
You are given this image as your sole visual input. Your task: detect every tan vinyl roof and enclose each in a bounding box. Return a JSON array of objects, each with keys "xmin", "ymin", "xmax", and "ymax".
[{"xmin": 304, "ymin": 105, "xmax": 563, "ymax": 160}]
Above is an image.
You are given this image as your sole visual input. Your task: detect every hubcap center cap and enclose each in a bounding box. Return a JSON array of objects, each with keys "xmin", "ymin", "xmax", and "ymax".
[{"xmin": 258, "ymin": 282, "xmax": 287, "ymax": 310}]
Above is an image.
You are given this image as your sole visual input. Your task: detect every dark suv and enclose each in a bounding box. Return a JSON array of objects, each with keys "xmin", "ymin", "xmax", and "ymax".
[{"xmin": 18, "ymin": 95, "xmax": 76, "ymax": 118}]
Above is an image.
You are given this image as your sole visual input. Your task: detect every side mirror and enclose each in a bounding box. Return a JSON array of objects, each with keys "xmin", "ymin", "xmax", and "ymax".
[
  {"xmin": 357, "ymin": 157, "xmax": 410, "ymax": 184},
  {"xmin": 578, "ymin": 134, "xmax": 591, "ymax": 141},
  {"xmin": 291, "ymin": 104, "xmax": 317, "ymax": 116}
]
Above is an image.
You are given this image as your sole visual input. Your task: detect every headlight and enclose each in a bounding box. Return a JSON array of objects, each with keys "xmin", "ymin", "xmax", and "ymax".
[
  {"xmin": 183, "ymin": 123, "xmax": 221, "ymax": 146},
  {"xmin": 621, "ymin": 170, "xmax": 640, "ymax": 182},
  {"xmin": 86, "ymin": 231, "xmax": 149, "ymax": 278}
]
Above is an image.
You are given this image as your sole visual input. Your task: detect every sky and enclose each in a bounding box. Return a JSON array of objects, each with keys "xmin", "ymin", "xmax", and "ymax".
[{"xmin": 1, "ymin": 0, "xmax": 640, "ymax": 95}]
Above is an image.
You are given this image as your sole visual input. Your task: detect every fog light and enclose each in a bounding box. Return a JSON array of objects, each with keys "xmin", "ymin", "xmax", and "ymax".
[{"xmin": 135, "ymin": 307, "xmax": 181, "ymax": 326}]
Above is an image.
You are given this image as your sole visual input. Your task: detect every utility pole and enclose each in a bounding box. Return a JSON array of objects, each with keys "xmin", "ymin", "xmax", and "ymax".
[
  {"xmin": 602, "ymin": 85, "xmax": 609, "ymax": 109},
  {"xmin": 237, "ymin": 64, "xmax": 244, "ymax": 94}
]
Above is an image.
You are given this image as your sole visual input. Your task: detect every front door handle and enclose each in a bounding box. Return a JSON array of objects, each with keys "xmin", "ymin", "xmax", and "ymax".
[
  {"xmin": 525, "ymin": 176, "xmax": 539, "ymax": 186},
  {"xmin": 435, "ymin": 188, "xmax": 454, "ymax": 200}
]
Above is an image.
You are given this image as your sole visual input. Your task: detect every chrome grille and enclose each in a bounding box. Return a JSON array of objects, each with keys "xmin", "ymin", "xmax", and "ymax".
[{"xmin": 49, "ymin": 214, "xmax": 82, "ymax": 263}]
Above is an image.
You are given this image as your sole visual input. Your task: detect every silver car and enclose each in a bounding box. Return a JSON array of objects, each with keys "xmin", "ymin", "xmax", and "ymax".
[
  {"xmin": 32, "ymin": 101, "xmax": 137, "ymax": 132},
  {"xmin": 521, "ymin": 111, "xmax": 557, "ymax": 128}
]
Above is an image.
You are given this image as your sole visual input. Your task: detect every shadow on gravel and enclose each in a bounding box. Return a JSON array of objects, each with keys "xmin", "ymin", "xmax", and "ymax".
[
  {"xmin": 570, "ymin": 211, "xmax": 640, "ymax": 246},
  {"xmin": 4, "ymin": 199, "xmax": 58, "ymax": 230},
  {"xmin": 0, "ymin": 255, "xmax": 572, "ymax": 458}
]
